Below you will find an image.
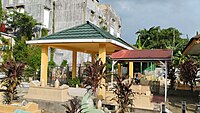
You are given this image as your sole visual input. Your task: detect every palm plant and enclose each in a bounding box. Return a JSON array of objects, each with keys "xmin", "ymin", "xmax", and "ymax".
[
  {"xmin": 0, "ymin": 60, "xmax": 25, "ymax": 104},
  {"xmin": 83, "ymin": 59, "xmax": 106, "ymax": 95},
  {"xmin": 112, "ymin": 76, "xmax": 134, "ymax": 113}
]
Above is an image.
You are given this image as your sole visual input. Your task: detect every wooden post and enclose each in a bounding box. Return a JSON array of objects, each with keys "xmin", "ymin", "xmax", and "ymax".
[
  {"xmin": 72, "ymin": 50, "xmax": 77, "ymax": 79},
  {"xmin": 118, "ymin": 63, "xmax": 121, "ymax": 77}
]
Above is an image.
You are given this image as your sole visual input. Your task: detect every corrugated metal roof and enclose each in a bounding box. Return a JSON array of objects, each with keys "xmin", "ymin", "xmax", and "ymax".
[
  {"xmin": 110, "ymin": 49, "xmax": 173, "ymax": 61},
  {"xmin": 33, "ymin": 21, "xmax": 134, "ymax": 49}
]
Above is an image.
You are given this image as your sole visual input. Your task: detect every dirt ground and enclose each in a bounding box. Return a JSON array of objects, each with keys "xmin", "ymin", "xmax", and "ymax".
[{"xmin": 167, "ymin": 89, "xmax": 199, "ymax": 113}]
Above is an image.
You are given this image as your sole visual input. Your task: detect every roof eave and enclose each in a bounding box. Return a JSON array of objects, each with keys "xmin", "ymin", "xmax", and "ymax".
[
  {"xmin": 26, "ymin": 39, "xmax": 134, "ymax": 50},
  {"xmin": 110, "ymin": 58, "xmax": 172, "ymax": 61}
]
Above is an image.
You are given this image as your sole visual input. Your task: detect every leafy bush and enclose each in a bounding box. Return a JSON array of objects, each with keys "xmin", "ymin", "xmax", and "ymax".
[
  {"xmin": 112, "ymin": 76, "xmax": 134, "ymax": 113},
  {"xmin": 0, "ymin": 60, "xmax": 25, "ymax": 104},
  {"xmin": 83, "ymin": 59, "xmax": 106, "ymax": 94},
  {"xmin": 179, "ymin": 59, "xmax": 198, "ymax": 91},
  {"xmin": 67, "ymin": 78, "xmax": 81, "ymax": 87}
]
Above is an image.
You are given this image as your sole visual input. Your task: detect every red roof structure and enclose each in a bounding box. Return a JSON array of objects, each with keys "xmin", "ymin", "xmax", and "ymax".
[{"xmin": 110, "ymin": 49, "xmax": 173, "ymax": 61}]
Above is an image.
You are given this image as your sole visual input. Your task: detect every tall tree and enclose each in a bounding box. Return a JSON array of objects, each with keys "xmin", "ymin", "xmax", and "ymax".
[
  {"xmin": 6, "ymin": 11, "xmax": 38, "ymax": 40},
  {"xmin": 135, "ymin": 27, "xmax": 189, "ymax": 54}
]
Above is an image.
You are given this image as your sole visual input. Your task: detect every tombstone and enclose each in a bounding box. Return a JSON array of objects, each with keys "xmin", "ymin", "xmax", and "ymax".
[{"xmin": 55, "ymin": 79, "xmax": 60, "ymax": 88}]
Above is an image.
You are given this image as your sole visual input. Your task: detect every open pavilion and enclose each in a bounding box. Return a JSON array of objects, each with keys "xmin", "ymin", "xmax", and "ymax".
[
  {"xmin": 110, "ymin": 49, "xmax": 173, "ymax": 102},
  {"xmin": 26, "ymin": 21, "xmax": 134, "ymax": 98},
  {"xmin": 26, "ymin": 21, "xmax": 173, "ymax": 104}
]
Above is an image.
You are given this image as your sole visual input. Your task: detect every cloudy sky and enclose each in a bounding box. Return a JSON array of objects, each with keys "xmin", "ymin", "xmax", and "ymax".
[{"xmin": 100, "ymin": 0, "xmax": 200, "ymax": 44}]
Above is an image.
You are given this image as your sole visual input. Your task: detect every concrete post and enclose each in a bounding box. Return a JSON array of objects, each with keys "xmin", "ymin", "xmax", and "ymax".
[
  {"xmin": 129, "ymin": 62, "xmax": 133, "ymax": 78},
  {"xmin": 40, "ymin": 45, "xmax": 48, "ymax": 85},
  {"xmin": 98, "ymin": 44, "xmax": 106, "ymax": 99}
]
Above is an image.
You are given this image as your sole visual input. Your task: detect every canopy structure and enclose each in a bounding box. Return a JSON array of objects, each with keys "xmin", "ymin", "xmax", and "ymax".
[
  {"xmin": 26, "ymin": 21, "xmax": 134, "ymax": 98},
  {"xmin": 110, "ymin": 49, "xmax": 173, "ymax": 61},
  {"xmin": 183, "ymin": 34, "xmax": 200, "ymax": 55},
  {"xmin": 110, "ymin": 49, "xmax": 173, "ymax": 103}
]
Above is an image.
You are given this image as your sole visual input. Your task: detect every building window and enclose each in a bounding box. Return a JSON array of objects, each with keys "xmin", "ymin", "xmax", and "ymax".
[
  {"xmin": 43, "ymin": 8, "xmax": 50, "ymax": 28},
  {"xmin": 9, "ymin": 0, "xmax": 14, "ymax": 4}
]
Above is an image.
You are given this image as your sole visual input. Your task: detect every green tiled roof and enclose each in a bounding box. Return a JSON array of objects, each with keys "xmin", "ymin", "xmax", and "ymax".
[{"xmin": 37, "ymin": 21, "xmax": 134, "ymax": 49}]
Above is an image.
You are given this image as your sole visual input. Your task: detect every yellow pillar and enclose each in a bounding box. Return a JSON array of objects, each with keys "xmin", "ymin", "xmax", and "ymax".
[
  {"xmin": 72, "ymin": 50, "xmax": 77, "ymax": 79},
  {"xmin": 40, "ymin": 45, "xmax": 48, "ymax": 85},
  {"xmin": 91, "ymin": 53, "xmax": 95, "ymax": 64},
  {"xmin": 118, "ymin": 63, "xmax": 121, "ymax": 77},
  {"xmin": 98, "ymin": 44, "xmax": 106, "ymax": 99},
  {"xmin": 129, "ymin": 62, "xmax": 134, "ymax": 78}
]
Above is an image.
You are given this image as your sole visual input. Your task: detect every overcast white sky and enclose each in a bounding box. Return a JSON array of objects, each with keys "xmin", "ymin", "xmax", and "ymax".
[{"xmin": 100, "ymin": 0, "xmax": 200, "ymax": 44}]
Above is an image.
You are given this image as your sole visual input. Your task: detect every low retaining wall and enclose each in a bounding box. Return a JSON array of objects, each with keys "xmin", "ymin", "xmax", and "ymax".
[
  {"xmin": 24, "ymin": 85, "xmax": 71, "ymax": 102},
  {"xmin": 0, "ymin": 102, "xmax": 41, "ymax": 113}
]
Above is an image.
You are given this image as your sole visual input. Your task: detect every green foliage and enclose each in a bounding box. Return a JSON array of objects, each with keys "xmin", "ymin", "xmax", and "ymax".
[
  {"xmin": 13, "ymin": 40, "xmax": 41, "ymax": 78},
  {"xmin": 135, "ymin": 27, "xmax": 189, "ymax": 53},
  {"xmin": 13, "ymin": 40, "xmax": 28, "ymax": 62},
  {"xmin": 6, "ymin": 11, "xmax": 38, "ymax": 40},
  {"xmin": 41, "ymin": 28, "xmax": 48, "ymax": 37},
  {"xmin": 67, "ymin": 78, "xmax": 81, "ymax": 87},
  {"xmin": 1, "ymin": 37, "xmax": 12, "ymax": 61},
  {"xmin": 173, "ymin": 51, "xmax": 187, "ymax": 67},
  {"xmin": 83, "ymin": 59, "xmax": 106, "ymax": 94},
  {"xmin": 0, "ymin": 60, "xmax": 25, "ymax": 104},
  {"xmin": 112, "ymin": 76, "xmax": 134, "ymax": 113},
  {"xmin": 61, "ymin": 60, "xmax": 68, "ymax": 67},
  {"xmin": 179, "ymin": 58, "xmax": 198, "ymax": 91},
  {"xmin": 48, "ymin": 60, "xmax": 56, "ymax": 68}
]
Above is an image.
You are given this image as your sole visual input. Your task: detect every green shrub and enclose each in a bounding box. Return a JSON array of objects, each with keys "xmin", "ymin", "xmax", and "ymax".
[{"xmin": 67, "ymin": 78, "xmax": 81, "ymax": 87}]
